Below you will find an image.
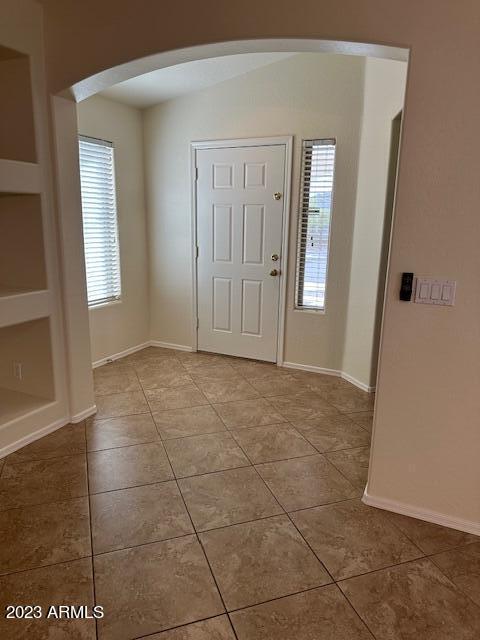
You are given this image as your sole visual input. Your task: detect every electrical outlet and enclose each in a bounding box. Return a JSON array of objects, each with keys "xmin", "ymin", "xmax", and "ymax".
[{"xmin": 13, "ymin": 361, "xmax": 23, "ymax": 381}]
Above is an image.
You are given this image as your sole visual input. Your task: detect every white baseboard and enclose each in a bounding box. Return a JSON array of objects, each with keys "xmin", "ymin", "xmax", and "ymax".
[
  {"xmin": 0, "ymin": 416, "xmax": 69, "ymax": 459},
  {"xmin": 92, "ymin": 342, "xmax": 150, "ymax": 368},
  {"xmin": 341, "ymin": 371, "xmax": 376, "ymax": 393},
  {"xmin": 280, "ymin": 361, "xmax": 375, "ymax": 393},
  {"xmin": 149, "ymin": 340, "xmax": 194, "ymax": 352},
  {"xmin": 71, "ymin": 405, "xmax": 96, "ymax": 423},
  {"xmin": 281, "ymin": 361, "xmax": 340, "ymax": 377},
  {"xmin": 363, "ymin": 489, "xmax": 480, "ymax": 536},
  {"xmin": 0, "ymin": 403, "xmax": 99, "ymax": 459}
]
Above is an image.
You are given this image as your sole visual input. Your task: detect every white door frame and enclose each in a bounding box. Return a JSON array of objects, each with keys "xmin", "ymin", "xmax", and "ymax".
[{"xmin": 190, "ymin": 135, "xmax": 293, "ymax": 364}]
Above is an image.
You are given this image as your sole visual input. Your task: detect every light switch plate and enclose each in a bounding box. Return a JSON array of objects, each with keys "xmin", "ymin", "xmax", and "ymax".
[{"xmin": 414, "ymin": 278, "xmax": 456, "ymax": 306}]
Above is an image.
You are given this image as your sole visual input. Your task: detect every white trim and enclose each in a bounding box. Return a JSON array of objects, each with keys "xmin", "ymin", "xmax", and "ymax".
[
  {"xmin": 0, "ymin": 417, "xmax": 69, "ymax": 459},
  {"xmin": 71, "ymin": 39, "xmax": 408, "ymax": 102},
  {"xmin": 281, "ymin": 361, "xmax": 340, "ymax": 377},
  {"xmin": 341, "ymin": 371, "xmax": 376, "ymax": 393},
  {"xmin": 190, "ymin": 135, "xmax": 293, "ymax": 365},
  {"xmin": 149, "ymin": 340, "xmax": 194, "ymax": 352},
  {"xmin": 362, "ymin": 489, "xmax": 480, "ymax": 537},
  {"xmin": 92, "ymin": 342, "xmax": 150, "ymax": 368},
  {"xmin": 70, "ymin": 405, "xmax": 97, "ymax": 423},
  {"xmin": 280, "ymin": 361, "xmax": 376, "ymax": 393}
]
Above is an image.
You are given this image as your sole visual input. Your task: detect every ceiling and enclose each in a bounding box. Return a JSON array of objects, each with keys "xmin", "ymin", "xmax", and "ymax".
[{"xmin": 99, "ymin": 53, "xmax": 297, "ymax": 109}]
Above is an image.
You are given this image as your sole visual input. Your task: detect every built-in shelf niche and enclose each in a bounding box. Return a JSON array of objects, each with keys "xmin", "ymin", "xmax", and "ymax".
[
  {"xmin": 0, "ymin": 44, "xmax": 36, "ymax": 163},
  {"xmin": 0, "ymin": 317, "xmax": 55, "ymax": 426},
  {"xmin": 0, "ymin": 193, "xmax": 47, "ymax": 295}
]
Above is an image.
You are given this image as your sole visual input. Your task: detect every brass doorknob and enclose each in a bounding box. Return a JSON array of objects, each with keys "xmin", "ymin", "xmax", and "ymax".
[
  {"xmin": 271, "ymin": 253, "xmax": 279, "ymax": 262},
  {"xmin": 270, "ymin": 269, "xmax": 280, "ymax": 276},
  {"xmin": 273, "ymin": 192, "xmax": 282, "ymax": 200}
]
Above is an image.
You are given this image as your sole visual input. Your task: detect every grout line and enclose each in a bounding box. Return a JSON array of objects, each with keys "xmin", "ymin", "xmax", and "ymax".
[
  {"xmin": 329, "ymin": 582, "xmax": 378, "ymax": 639},
  {"xmin": 92, "ymin": 531, "xmax": 197, "ymax": 559},
  {"xmin": 132, "ymin": 613, "xmax": 234, "ymax": 640},
  {"xmin": 0, "ymin": 554, "xmax": 94, "ymax": 580},
  {"xmin": 82, "ymin": 422, "xmax": 99, "ymax": 640},
  {"xmin": 87, "ymin": 438, "xmax": 162, "ymax": 454},
  {"xmin": 161, "ymin": 434, "xmax": 234, "ymax": 625}
]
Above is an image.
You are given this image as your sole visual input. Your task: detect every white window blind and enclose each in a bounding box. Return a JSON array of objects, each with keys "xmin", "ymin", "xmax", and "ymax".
[
  {"xmin": 295, "ymin": 139, "xmax": 336, "ymax": 310},
  {"xmin": 78, "ymin": 135, "xmax": 121, "ymax": 307}
]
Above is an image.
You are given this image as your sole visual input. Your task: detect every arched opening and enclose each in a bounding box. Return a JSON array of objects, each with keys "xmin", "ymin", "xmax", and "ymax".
[
  {"xmin": 57, "ymin": 39, "xmax": 408, "ymax": 502},
  {"xmin": 54, "ymin": 37, "xmax": 409, "ymax": 480}
]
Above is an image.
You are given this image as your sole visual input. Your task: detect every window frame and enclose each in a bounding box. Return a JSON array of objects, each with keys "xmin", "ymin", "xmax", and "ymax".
[
  {"xmin": 294, "ymin": 138, "xmax": 336, "ymax": 313},
  {"xmin": 78, "ymin": 134, "xmax": 122, "ymax": 309}
]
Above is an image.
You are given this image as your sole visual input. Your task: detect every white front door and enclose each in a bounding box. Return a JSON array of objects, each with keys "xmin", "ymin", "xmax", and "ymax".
[{"xmin": 196, "ymin": 142, "xmax": 287, "ymax": 362}]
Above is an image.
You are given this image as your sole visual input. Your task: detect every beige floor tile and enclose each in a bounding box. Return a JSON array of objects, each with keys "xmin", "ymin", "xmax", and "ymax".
[
  {"xmin": 230, "ymin": 584, "xmax": 372, "ymax": 640},
  {"xmin": 0, "ymin": 559, "xmax": 96, "ymax": 639},
  {"xmin": 146, "ymin": 385, "xmax": 209, "ymax": 412},
  {"xmin": 325, "ymin": 446, "xmax": 370, "ymax": 489},
  {"xmin": 345, "ymin": 411, "xmax": 374, "ymax": 433},
  {"xmin": 178, "ymin": 352, "xmax": 232, "ymax": 370},
  {"xmin": 0, "ymin": 497, "xmax": 91, "ymax": 575},
  {"xmin": 94, "ymin": 536, "xmax": 224, "ymax": 640},
  {"xmin": 123, "ymin": 347, "xmax": 182, "ymax": 365},
  {"xmin": 200, "ymin": 515, "xmax": 331, "ymax": 610},
  {"xmin": 293, "ymin": 414, "xmax": 370, "ymax": 452},
  {"xmin": 134, "ymin": 357, "xmax": 185, "ymax": 376},
  {"xmin": 7, "ymin": 422, "xmax": 86, "ymax": 463},
  {"xmin": 88, "ymin": 442, "xmax": 173, "ymax": 493},
  {"xmin": 430, "ymin": 542, "xmax": 480, "ymax": 606},
  {"xmin": 339, "ymin": 558, "xmax": 480, "ymax": 639},
  {"xmin": 93, "ymin": 361, "xmax": 134, "ymax": 375},
  {"xmin": 165, "ymin": 432, "xmax": 249, "ymax": 478},
  {"xmin": 87, "ymin": 414, "xmax": 159, "ymax": 451},
  {"xmin": 256, "ymin": 455, "xmax": 359, "ymax": 511},
  {"xmin": 248, "ymin": 374, "xmax": 313, "ymax": 398},
  {"xmin": 291, "ymin": 499, "xmax": 423, "ymax": 580},
  {"xmin": 320, "ymin": 387, "xmax": 375, "ymax": 412},
  {"xmin": 0, "ymin": 455, "xmax": 88, "ymax": 510},
  {"xmin": 229, "ymin": 360, "xmax": 291, "ymax": 380},
  {"xmin": 231, "ymin": 423, "xmax": 316, "ymax": 463},
  {"xmin": 147, "ymin": 616, "xmax": 236, "ymax": 639},
  {"xmin": 387, "ymin": 512, "xmax": 479, "ymax": 554},
  {"xmin": 137, "ymin": 362, "xmax": 193, "ymax": 390},
  {"xmin": 178, "ymin": 466, "xmax": 282, "ymax": 531},
  {"xmin": 94, "ymin": 367, "xmax": 141, "ymax": 396},
  {"xmin": 212, "ymin": 398, "xmax": 286, "ymax": 429},
  {"xmin": 91, "ymin": 481, "xmax": 193, "ymax": 554},
  {"xmin": 189, "ymin": 363, "xmax": 242, "ymax": 381},
  {"xmin": 153, "ymin": 405, "xmax": 227, "ymax": 439},
  {"xmin": 196, "ymin": 379, "xmax": 259, "ymax": 403},
  {"xmin": 268, "ymin": 392, "xmax": 339, "ymax": 421},
  {"xmin": 95, "ymin": 391, "xmax": 149, "ymax": 419},
  {"xmin": 293, "ymin": 372, "xmax": 352, "ymax": 393}
]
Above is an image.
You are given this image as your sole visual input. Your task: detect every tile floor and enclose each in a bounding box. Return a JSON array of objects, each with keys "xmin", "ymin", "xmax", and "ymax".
[{"xmin": 0, "ymin": 347, "xmax": 479, "ymax": 639}]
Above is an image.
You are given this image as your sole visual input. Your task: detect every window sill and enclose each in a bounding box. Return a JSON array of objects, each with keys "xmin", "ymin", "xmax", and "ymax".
[
  {"xmin": 292, "ymin": 307, "xmax": 326, "ymax": 316},
  {"xmin": 89, "ymin": 298, "xmax": 122, "ymax": 311}
]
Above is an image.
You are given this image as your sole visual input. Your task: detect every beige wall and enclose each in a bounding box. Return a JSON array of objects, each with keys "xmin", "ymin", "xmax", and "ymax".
[
  {"xmin": 41, "ymin": 0, "xmax": 480, "ymax": 531},
  {"xmin": 144, "ymin": 53, "xmax": 365, "ymax": 369},
  {"xmin": 343, "ymin": 58, "xmax": 407, "ymax": 388},
  {"xmin": 77, "ymin": 95, "xmax": 149, "ymax": 362}
]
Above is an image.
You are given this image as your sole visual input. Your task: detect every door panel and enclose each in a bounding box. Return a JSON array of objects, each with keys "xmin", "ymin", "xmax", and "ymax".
[{"xmin": 196, "ymin": 144, "xmax": 285, "ymax": 362}]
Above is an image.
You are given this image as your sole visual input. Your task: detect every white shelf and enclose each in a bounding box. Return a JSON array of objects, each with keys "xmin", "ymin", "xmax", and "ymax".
[
  {"xmin": 0, "ymin": 387, "xmax": 52, "ymax": 427},
  {"xmin": 0, "ymin": 288, "xmax": 50, "ymax": 328},
  {"xmin": 0, "ymin": 159, "xmax": 41, "ymax": 194}
]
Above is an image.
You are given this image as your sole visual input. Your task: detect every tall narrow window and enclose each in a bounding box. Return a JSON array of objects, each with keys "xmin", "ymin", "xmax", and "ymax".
[
  {"xmin": 295, "ymin": 139, "xmax": 336, "ymax": 311},
  {"xmin": 78, "ymin": 135, "xmax": 121, "ymax": 307}
]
